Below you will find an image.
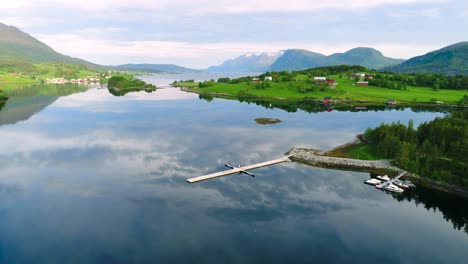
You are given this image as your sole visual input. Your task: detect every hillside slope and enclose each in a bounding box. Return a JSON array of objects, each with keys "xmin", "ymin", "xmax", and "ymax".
[
  {"xmin": 0, "ymin": 22, "xmax": 103, "ymax": 69},
  {"xmin": 383, "ymin": 42, "xmax": 468, "ymax": 75}
]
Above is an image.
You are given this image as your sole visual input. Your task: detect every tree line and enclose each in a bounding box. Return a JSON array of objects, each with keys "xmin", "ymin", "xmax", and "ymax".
[
  {"xmin": 370, "ymin": 72, "xmax": 468, "ymax": 90},
  {"xmin": 363, "ymin": 110, "xmax": 468, "ymax": 188}
]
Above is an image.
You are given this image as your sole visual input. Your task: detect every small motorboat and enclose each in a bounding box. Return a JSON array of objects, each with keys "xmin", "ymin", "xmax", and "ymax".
[
  {"xmin": 382, "ymin": 182, "xmax": 404, "ymax": 193},
  {"xmin": 364, "ymin": 178, "xmax": 382, "ymax": 186},
  {"xmin": 377, "ymin": 175, "xmax": 391, "ymax": 182},
  {"xmin": 402, "ymin": 180, "xmax": 416, "ymax": 188},
  {"xmin": 394, "ymin": 180, "xmax": 414, "ymax": 190}
]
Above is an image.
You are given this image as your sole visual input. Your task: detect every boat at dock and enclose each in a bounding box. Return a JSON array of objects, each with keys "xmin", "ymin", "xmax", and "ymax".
[
  {"xmin": 377, "ymin": 175, "xmax": 391, "ymax": 182},
  {"xmin": 394, "ymin": 179, "xmax": 416, "ymax": 190},
  {"xmin": 364, "ymin": 178, "xmax": 382, "ymax": 186},
  {"xmin": 376, "ymin": 182, "xmax": 404, "ymax": 193}
]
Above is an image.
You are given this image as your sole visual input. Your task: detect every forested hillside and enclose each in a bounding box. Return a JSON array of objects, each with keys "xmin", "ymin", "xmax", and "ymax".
[{"xmin": 363, "ymin": 111, "xmax": 468, "ymax": 188}]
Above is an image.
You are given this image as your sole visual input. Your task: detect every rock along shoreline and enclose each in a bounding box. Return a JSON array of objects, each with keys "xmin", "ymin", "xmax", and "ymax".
[{"xmin": 286, "ymin": 147, "xmax": 468, "ymax": 199}]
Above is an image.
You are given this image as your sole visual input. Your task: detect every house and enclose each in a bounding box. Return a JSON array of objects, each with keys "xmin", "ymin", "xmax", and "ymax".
[
  {"xmin": 386, "ymin": 99, "xmax": 397, "ymax": 105},
  {"xmin": 350, "ymin": 73, "xmax": 365, "ymax": 79},
  {"xmin": 365, "ymin": 74, "xmax": 374, "ymax": 79},
  {"xmin": 356, "ymin": 81, "xmax": 369, "ymax": 86},
  {"xmin": 327, "ymin": 79, "xmax": 335, "ymax": 84},
  {"xmin": 314, "ymin": 77, "xmax": 327, "ymax": 83},
  {"xmin": 252, "ymin": 77, "xmax": 261, "ymax": 82},
  {"xmin": 264, "ymin": 76, "xmax": 273, "ymax": 81}
]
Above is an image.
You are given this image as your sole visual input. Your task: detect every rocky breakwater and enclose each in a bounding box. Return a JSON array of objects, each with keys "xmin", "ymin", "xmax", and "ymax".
[{"xmin": 286, "ymin": 148, "xmax": 405, "ymax": 175}]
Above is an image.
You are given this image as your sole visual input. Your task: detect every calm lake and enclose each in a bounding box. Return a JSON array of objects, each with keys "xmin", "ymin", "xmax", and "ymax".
[{"xmin": 0, "ymin": 74, "xmax": 467, "ymax": 264}]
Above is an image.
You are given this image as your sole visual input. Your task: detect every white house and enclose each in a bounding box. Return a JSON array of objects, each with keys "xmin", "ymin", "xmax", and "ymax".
[
  {"xmin": 264, "ymin": 76, "xmax": 273, "ymax": 81},
  {"xmin": 314, "ymin": 77, "xmax": 327, "ymax": 83}
]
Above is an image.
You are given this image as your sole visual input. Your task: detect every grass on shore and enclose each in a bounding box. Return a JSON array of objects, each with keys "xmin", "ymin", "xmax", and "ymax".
[
  {"xmin": 324, "ymin": 139, "xmax": 380, "ymax": 161},
  {"xmin": 346, "ymin": 145, "xmax": 379, "ymax": 160},
  {"xmin": 183, "ymin": 74, "xmax": 467, "ymax": 104}
]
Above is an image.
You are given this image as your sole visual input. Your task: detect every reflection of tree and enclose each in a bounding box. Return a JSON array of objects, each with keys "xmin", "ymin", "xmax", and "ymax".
[
  {"xmin": 392, "ymin": 186, "xmax": 468, "ymax": 235},
  {"xmin": 107, "ymin": 87, "xmax": 157, "ymax": 96},
  {"xmin": 0, "ymin": 100, "xmax": 5, "ymax": 112},
  {"xmin": 198, "ymin": 94, "xmax": 213, "ymax": 102},
  {"xmin": 215, "ymin": 96, "xmax": 456, "ymax": 114}
]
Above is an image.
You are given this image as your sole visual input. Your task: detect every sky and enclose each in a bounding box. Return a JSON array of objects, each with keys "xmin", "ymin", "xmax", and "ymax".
[{"xmin": 0, "ymin": 0, "xmax": 467, "ymax": 68}]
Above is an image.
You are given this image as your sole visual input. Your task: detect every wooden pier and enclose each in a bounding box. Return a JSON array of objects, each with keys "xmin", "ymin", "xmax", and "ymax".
[{"xmin": 186, "ymin": 156, "xmax": 291, "ymax": 183}]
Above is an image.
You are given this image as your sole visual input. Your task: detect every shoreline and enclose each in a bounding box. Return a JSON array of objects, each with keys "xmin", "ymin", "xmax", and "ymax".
[
  {"xmin": 287, "ymin": 147, "xmax": 468, "ymax": 199},
  {"xmin": 180, "ymin": 87, "xmax": 467, "ymax": 109}
]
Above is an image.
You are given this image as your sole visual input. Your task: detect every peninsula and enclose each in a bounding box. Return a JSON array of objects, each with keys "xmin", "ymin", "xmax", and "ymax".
[{"xmin": 174, "ymin": 65, "xmax": 467, "ymax": 107}]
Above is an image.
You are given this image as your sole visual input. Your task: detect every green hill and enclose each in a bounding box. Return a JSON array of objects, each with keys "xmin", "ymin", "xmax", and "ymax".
[
  {"xmin": 384, "ymin": 42, "xmax": 468, "ymax": 75},
  {"xmin": 0, "ymin": 22, "xmax": 103, "ymax": 70},
  {"xmin": 327, "ymin": 48, "xmax": 404, "ymax": 70},
  {"xmin": 268, "ymin": 48, "xmax": 403, "ymax": 71}
]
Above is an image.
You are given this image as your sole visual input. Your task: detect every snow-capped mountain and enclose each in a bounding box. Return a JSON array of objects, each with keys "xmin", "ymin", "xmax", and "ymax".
[{"xmin": 206, "ymin": 51, "xmax": 284, "ymax": 72}]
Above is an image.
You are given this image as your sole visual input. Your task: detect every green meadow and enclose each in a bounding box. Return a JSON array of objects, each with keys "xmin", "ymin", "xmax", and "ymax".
[{"xmin": 183, "ymin": 74, "xmax": 467, "ymax": 104}]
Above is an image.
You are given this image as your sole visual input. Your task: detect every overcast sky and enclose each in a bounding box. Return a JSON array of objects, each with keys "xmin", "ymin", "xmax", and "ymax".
[{"xmin": 1, "ymin": 0, "xmax": 466, "ymax": 68}]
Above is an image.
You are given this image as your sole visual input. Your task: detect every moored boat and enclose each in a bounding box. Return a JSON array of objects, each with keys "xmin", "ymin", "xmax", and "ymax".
[
  {"xmin": 364, "ymin": 178, "xmax": 382, "ymax": 186},
  {"xmin": 394, "ymin": 179, "xmax": 416, "ymax": 189},
  {"xmin": 377, "ymin": 175, "xmax": 391, "ymax": 182},
  {"xmin": 378, "ymin": 182, "xmax": 404, "ymax": 193}
]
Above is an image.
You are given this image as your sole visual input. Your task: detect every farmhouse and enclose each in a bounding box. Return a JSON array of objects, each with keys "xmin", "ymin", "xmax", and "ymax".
[
  {"xmin": 314, "ymin": 77, "xmax": 327, "ymax": 83},
  {"xmin": 356, "ymin": 81, "xmax": 369, "ymax": 86},
  {"xmin": 252, "ymin": 77, "xmax": 261, "ymax": 82},
  {"xmin": 264, "ymin": 76, "xmax": 273, "ymax": 81}
]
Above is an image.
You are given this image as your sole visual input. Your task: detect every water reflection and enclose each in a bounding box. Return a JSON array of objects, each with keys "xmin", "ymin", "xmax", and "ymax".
[
  {"xmin": 0, "ymin": 84, "xmax": 87, "ymax": 126},
  {"xmin": 0, "ymin": 83, "xmax": 466, "ymax": 263},
  {"xmin": 393, "ymin": 185, "xmax": 468, "ymax": 234}
]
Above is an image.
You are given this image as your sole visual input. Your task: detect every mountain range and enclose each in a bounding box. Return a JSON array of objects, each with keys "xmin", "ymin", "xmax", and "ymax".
[
  {"xmin": 114, "ymin": 64, "xmax": 200, "ymax": 73},
  {"xmin": 272, "ymin": 47, "xmax": 404, "ymax": 71},
  {"xmin": 206, "ymin": 51, "xmax": 284, "ymax": 72},
  {"xmin": 1, "ymin": 22, "xmax": 467, "ymax": 75},
  {"xmin": 211, "ymin": 47, "xmax": 405, "ymax": 72}
]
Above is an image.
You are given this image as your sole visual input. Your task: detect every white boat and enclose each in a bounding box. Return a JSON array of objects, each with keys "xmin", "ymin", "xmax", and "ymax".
[
  {"xmin": 394, "ymin": 180, "xmax": 414, "ymax": 190},
  {"xmin": 382, "ymin": 182, "xmax": 404, "ymax": 193},
  {"xmin": 377, "ymin": 175, "xmax": 391, "ymax": 182},
  {"xmin": 364, "ymin": 178, "xmax": 382, "ymax": 186}
]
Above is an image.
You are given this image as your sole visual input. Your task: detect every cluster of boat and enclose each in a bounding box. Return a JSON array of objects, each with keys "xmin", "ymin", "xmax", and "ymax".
[{"xmin": 364, "ymin": 175, "xmax": 416, "ymax": 193}]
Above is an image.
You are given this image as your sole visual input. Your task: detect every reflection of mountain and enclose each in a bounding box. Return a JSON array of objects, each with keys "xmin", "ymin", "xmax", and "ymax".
[
  {"xmin": 0, "ymin": 94, "xmax": 57, "ymax": 126},
  {"xmin": 0, "ymin": 84, "xmax": 87, "ymax": 126},
  {"xmin": 392, "ymin": 185, "xmax": 468, "ymax": 235}
]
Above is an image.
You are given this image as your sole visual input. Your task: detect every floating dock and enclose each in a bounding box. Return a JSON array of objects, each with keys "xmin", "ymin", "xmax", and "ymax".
[{"xmin": 186, "ymin": 156, "xmax": 291, "ymax": 183}]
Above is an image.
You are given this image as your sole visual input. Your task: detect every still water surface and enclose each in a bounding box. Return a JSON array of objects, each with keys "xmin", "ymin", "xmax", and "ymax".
[{"xmin": 0, "ymin": 75, "xmax": 467, "ymax": 263}]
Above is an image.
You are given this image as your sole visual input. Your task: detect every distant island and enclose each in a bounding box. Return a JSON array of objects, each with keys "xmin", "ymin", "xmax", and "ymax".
[
  {"xmin": 254, "ymin": 118, "xmax": 282, "ymax": 125},
  {"xmin": 107, "ymin": 75, "xmax": 157, "ymax": 96}
]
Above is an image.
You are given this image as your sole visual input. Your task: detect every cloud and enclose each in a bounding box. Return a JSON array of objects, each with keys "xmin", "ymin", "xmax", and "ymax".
[
  {"xmin": 35, "ymin": 33, "xmax": 445, "ymax": 67},
  {"xmin": 0, "ymin": 0, "xmax": 445, "ymax": 13}
]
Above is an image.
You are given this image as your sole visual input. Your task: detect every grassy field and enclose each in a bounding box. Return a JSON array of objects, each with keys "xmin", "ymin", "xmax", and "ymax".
[
  {"xmin": 324, "ymin": 140, "xmax": 380, "ymax": 161},
  {"xmin": 346, "ymin": 145, "xmax": 379, "ymax": 160},
  {"xmin": 185, "ymin": 74, "xmax": 467, "ymax": 104}
]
